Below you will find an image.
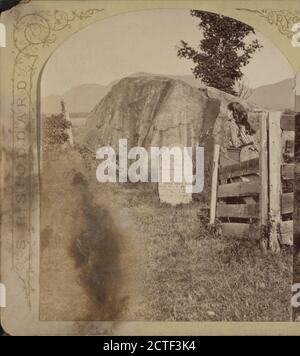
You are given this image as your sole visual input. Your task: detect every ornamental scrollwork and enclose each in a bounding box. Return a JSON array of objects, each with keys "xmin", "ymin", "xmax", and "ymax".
[
  {"xmin": 13, "ymin": 9, "xmax": 104, "ymax": 57},
  {"xmin": 236, "ymin": 8, "xmax": 300, "ymax": 39}
]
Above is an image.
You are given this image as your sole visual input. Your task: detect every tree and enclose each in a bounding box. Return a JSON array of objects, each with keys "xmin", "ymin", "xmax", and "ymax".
[
  {"xmin": 177, "ymin": 10, "xmax": 262, "ymax": 95},
  {"xmin": 43, "ymin": 100, "xmax": 71, "ymax": 146}
]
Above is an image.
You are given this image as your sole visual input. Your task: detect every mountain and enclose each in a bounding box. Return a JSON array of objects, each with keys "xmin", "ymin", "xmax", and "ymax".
[
  {"xmin": 41, "ymin": 73, "xmax": 202, "ymax": 114},
  {"xmin": 127, "ymin": 72, "xmax": 202, "ymax": 88},
  {"xmin": 248, "ymin": 78, "xmax": 295, "ymax": 111},
  {"xmin": 41, "ymin": 83, "xmax": 114, "ymax": 114},
  {"xmin": 42, "ymin": 73, "xmax": 297, "ymax": 115}
]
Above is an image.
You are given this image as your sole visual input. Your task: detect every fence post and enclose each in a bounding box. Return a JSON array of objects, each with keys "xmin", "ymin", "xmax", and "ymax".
[
  {"xmin": 268, "ymin": 112, "xmax": 282, "ymax": 253},
  {"xmin": 259, "ymin": 112, "xmax": 269, "ymax": 250},
  {"xmin": 210, "ymin": 144, "xmax": 220, "ymax": 224}
]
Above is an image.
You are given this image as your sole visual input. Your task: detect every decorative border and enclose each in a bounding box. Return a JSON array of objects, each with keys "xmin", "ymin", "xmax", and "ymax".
[
  {"xmin": 3, "ymin": 3, "xmax": 298, "ymax": 333},
  {"xmin": 236, "ymin": 8, "xmax": 300, "ymax": 39},
  {"xmin": 11, "ymin": 8, "xmax": 104, "ymax": 308}
]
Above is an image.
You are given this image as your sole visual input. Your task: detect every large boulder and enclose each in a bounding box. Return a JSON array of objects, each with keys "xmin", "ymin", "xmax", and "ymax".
[
  {"xmin": 82, "ymin": 75, "xmax": 260, "ymax": 192},
  {"xmin": 83, "ymin": 76, "xmax": 221, "ymax": 150}
]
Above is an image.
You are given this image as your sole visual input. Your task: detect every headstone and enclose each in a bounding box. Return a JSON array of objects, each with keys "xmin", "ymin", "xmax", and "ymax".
[{"xmin": 158, "ymin": 145, "xmax": 192, "ymax": 205}]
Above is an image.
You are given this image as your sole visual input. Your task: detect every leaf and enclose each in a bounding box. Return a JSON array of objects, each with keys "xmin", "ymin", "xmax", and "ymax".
[{"xmin": 177, "ymin": 10, "xmax": 262, "ymax": 96}]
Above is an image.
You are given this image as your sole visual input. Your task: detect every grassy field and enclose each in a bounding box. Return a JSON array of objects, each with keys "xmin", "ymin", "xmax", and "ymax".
[
  {"xmin": 104, "ymin": 182, "xmax": 292, "ymax": 321},
  {"xmin": 40, "ymin": 145, "xmax": 293, "ymax": 321},
  {"xmin": 80, "ymin": 147, "xmax": 293, "ymax": 321}
]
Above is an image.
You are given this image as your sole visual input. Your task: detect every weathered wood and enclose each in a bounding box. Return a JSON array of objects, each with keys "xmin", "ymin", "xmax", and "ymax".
[
  {"xmin": 260, "ymin": 112, "xmax": 269, "ymax": 230},
  {"xmin": 217, "ymin": 111, "xmax": 296, "ymax": 245},
  {"xmin": 280, "ymin": 220, "xmax": 293, "ymax": 245},
  {"xmin": 222, "ymin": 223, "xmax": 259, "ymax": 240},
  {"xmin": 281, "ymin": 192, "xmax": 294, "ymax": 215},
  {"xmin": 281, "ymin": 113, "xmax": 295, "ymax": 131},
  {"xmin": 229, "ymin": 176, "xmax": 258, "ymax": 204},
  {"xmin": 295, "ymin": 163, "xmax": 300, "ymax": 175},
  {"xmin": 217, "ymin": 203, "xmax": 259, "ymax": 218},
  {"xmin": 210, "ymin": 144, "xmax": 220, "ymax": 224},
  {"xmin": 240, "ymin": 176, "xmax": 259, "ymax": 204},
  {"xmin": 219, "ymin": 148, "xmax": 241, "ymax": 168},
  {"xmin": 284, "ymin": 139, "xmax": 294, "ymax": 154},
  {"xmin": 281, "ymin": 164, "xmax": 294, "ymax": 180},
  {"xmin": 219, "ymin": 158, "xmax": 259, "ymax": 180},
  {"xmin": 218, "ymin": 181, "xmax": 259, "ymax": 198},
  {"xmin": 294, "ymin": 115, "xmax": 300, "ymax": 276},
  {"xmin": 268, "ymin": 112, "xmax": 282, "ymax": 252}
]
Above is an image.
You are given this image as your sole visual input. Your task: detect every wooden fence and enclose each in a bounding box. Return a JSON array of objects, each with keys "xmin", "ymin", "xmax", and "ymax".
[{"xmin": 210, "ymin": 111, "xmax": 297, "ymax": 251}]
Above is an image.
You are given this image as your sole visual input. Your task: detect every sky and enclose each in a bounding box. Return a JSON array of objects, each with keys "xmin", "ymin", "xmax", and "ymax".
[{"xmin": 41, "ymin": 9, "xmax": 296, "ymax": 97}]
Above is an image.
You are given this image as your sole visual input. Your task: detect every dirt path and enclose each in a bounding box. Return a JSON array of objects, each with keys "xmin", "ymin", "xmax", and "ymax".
[
  {"xmin": 40, "ymin": 147, "xmax": 147, "ymax": 320},
  {"xmin": 86, "ymin": 181, "xmax": 148, "ymax": 320}
]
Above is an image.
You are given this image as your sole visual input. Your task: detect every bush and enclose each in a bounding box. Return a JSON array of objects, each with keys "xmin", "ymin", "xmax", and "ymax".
[{"xmin": 43, "ymin": 113, "xmax": 71, "ymax": 146}]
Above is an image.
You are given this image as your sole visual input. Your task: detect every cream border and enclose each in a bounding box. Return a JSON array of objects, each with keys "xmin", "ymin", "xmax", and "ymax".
[{"xmin": 1, "ymin": 0, "xmax": 300, "ymax": 335}]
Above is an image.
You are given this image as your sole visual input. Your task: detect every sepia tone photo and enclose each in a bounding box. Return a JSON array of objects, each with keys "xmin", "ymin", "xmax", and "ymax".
[
  {"xmin": 1, "ymin": 0, "xmax": 300, "ymax": 335},
  {"xmin": 39, "ymin": 9, "xmax": 295, "ymax": 322}
]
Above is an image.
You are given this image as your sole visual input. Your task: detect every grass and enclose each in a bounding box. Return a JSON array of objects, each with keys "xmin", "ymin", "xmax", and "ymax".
[
  {"xmin": 45, "ymin": 146, "xmax": 293, "ymax": 321},
  {"xmin": 108, "ymin": 182, "xmax": 293, "ymax": 321}
]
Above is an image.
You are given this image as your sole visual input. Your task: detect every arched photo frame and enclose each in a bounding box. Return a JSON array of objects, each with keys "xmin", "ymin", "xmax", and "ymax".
[{"xmin": 1, "ymin": 0, "xmax": 300, "ymax": 335}]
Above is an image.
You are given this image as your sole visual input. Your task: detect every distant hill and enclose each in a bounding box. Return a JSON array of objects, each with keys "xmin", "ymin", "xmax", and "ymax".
[
  {"xmin": 41, "ymin": 83, "xmax": 115, "ymax": 114},
  {"xmin": 41, "ymin": 73, "xmax": 202, "ymax": 114},
  {"xmin": 127, "ymin": 72, "xmax": 201, "ymax": 88},
  {"xmin": 41, "ymin": 73, "xmax": 296, "ymax": 114},
  {"xmin": 248, "ymin": 78, "xmax": 295, "ymax": 111}
]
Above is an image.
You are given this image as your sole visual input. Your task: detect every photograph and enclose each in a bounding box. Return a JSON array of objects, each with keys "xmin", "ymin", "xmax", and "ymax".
[
  {"xmin": 1, "ymin": 0, "xmax": 300, "ymax": 337},
  {"xmin": 39, "ymin": 8, "xmax": 295, "ymax": 322}
]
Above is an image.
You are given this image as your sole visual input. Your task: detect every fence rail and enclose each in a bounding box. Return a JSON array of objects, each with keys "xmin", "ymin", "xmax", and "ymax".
[
  {"xmin": 218, "ymin": 158, "xmax": 259, "ymax": 181},
  {"xmin": 210, "ymin": 111, "xmax": 298, "ymax": 252}
]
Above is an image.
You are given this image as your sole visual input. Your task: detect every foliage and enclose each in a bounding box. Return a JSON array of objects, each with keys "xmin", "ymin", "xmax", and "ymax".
[
  {"xmin": 177, "ymin": 10, "xmax": 262, "ymax": 95},
  {"xmin": 43, "ymin": 112, "xmax": 71, "ymax": 145}
]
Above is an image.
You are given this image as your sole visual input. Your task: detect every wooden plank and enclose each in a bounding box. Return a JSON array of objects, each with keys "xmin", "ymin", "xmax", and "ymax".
[
  {"xmin": 222, "ymin": 223, "xmax": 259, "ymax": 240},
  {"xmin": 281, "ymin": 164, "xmax": 294, "ymax": 180},
  {"xmin": 281, "ymin": 113, "xmax": 295, "ymax": 131},
  {"xmin": 218, "ymin": 181, "xmax": 259, "ymax": 198},
  {"xmin": 295, "ymin": 163, "xmax": 300, "ymax": 175},
  {"xmin": 219, "ymin": 158, "xmax": 259, "ymax": 180},
  {"xmin": 217, "ymin": 203, "xmax": 259, "ymax": 218},
  {"xmin": 240, "ymin": 176, "xmax": 258, "ymax": 204},
  {"xmin": 230, "ymin": 176, "xmax": 258, "ymax": 204},
  {"xmin": 209, "ymin": 144, "xmax": 220, "ymax": 224},
  {"xmin": 280, "ymin": 220, "xmax": 293, "ymax": 245},
  {"xmin": 281, "ymin": 192, "xmax": 294, "ymax": 215},
  {"xmin": 268, "ymin": 112, "xmax": 282, "ymax": 252},
  {"xmin": 260, "ymin": 112, "xmax": 269, "ymax": 230}
]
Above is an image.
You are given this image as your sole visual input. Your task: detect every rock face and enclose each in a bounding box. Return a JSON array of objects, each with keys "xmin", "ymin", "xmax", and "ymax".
[
  {"xmin": 82, "ymin": 76, "xmax": 260, "ymax": 192},
  {"xmin": 83, "ymin": 76, "xmax": 222, "ymax": 150}
]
